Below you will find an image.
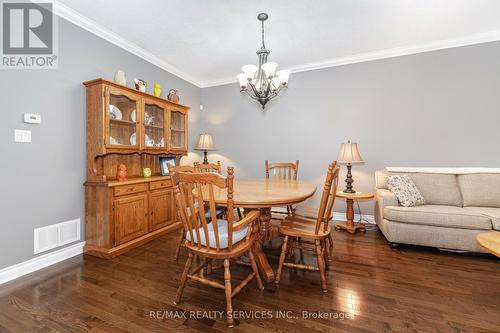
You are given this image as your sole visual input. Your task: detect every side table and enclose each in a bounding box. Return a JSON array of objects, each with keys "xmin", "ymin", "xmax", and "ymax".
[{"xmin": 335, "ymin": 191, "xmax": 374, "ymax": 234}]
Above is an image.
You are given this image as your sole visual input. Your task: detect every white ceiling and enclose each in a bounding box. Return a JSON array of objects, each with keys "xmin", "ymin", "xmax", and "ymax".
[{"xmin": 56, "ymin": 0, "xmax": 500, "ymax": 87}]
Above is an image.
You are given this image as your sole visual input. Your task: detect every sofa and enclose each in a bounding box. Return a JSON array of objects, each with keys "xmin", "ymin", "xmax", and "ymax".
[{"xmin": 374, "ymin": 168, "xmax": 500, "ymax": 252}]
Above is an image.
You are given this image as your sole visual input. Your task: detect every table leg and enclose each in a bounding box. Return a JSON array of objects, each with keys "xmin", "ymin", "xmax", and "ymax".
[
  {"xmin": 335, "ymin": 198, "xmax": 366, "ymax": 234},
  {"xmin": 250, "ymin": 208, "xmax": 275, "ymax": 283}
]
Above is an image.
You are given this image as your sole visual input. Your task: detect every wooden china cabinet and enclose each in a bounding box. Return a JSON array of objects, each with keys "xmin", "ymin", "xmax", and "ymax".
[{"xmin": 83, "ymin": 79, "xmax": 189, "ymax": 258}]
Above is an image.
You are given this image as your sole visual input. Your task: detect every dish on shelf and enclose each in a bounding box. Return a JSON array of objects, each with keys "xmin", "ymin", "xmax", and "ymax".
[
  {"xmin": 109, "ymin": 105, "xmax": 122, "ymax": 120},
  {"xmin": 130, "ymin": 110, "xmax": 136, "ymax": 122},
  {"xmin": 145, "ymin": 134, "xmax": 154, "ymax": 147},
  {"xmin": 110, "ymin": 136, "xmax": 121, "ymax": 145},
  {"xmin": 130, "ymin": 132, "xmax": 136, "ymax": 145}
]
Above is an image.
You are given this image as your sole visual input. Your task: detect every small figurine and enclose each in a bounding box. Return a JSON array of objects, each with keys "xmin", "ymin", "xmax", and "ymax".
[
  {"xmin": 134, "ymin": 78, "xmax": 147, "ymax": 92},
  {"xmin": 116, "ymin": 164, "xmax": 127, "ymax": 181},
  {"xmin": 114, "ymin": 70, "xmax": 126, "ymax": 86},
  {"xmin": 143, "ymin": 167, "xmax": 152, "ymax": 178},
  {"xmin": 167, "ymin": 89, "xmax": 179, "ymax": 103},
  {"xmin": 153, "ymin": 82, "xmax": 162, "ymax": 97}
]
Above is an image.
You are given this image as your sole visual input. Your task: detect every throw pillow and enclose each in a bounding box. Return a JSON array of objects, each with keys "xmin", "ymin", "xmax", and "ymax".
[{"xmin": 386, "ymin": 175, "xmax": 426, "ymax": 207}]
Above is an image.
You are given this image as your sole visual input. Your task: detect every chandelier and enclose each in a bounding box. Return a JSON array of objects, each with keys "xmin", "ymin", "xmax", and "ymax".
[{"xmin": 237, "ymin": 13, "xmax": 291, "ymax": 109}]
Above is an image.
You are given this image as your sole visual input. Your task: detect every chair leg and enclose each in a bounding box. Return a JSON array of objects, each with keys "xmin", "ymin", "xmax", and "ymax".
[
  {"xmin": 206, "ymin": 259, "xmax": 213, "ymax": 275},
  {"xmin": 298, "ymin": 237, "xmax": 304, "ymax": 262},
  {"xmin": 174, "ymin": 252, "xmax": 193, "ymax": 304},
  {"xmin": 275, "ymin": 235, "xmax": 289, "ymax": 287},
  {"xmin": 322, "ymin": 240, "xmax": 330, "ymax": 270},
  {"xmin": 223, "ymin": 259, "xmax": 234, "ymax": 327},
  {"xmin": 315, "ymin": 240, "xmax": 327, "ymax": 292},
  {"xmin": 248, "ymin": 249, "xmax": 264, "ymax": 290},
  {"xmin": 328, "ymin": 232, "xmax": 334, "ymax": 249},
  {"xmin": 174, "ymin": 229, "xmax": 184, "ymax": 260}
]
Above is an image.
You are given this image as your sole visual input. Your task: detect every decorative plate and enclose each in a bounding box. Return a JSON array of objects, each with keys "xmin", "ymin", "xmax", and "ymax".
[
  {"xmin": 130, "ymin": 110, "xmax": 136, "ymax": 122},
  {"xmin": 109, "ymin": 105, "xmax": 122, "ymax": 120},
  {"xmin": 130, "ymin": 132, "xmax": 136, "ymax": 145}
]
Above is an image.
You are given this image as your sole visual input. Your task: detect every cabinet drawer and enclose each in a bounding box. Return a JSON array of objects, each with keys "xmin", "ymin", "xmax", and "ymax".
[
  {"xmin": 114, "ymin": 184, "xmax": 148, "ymax": 196},
  {"xmin": 150, "ymin": 180, "xmax": 171, "ymax": 190}
]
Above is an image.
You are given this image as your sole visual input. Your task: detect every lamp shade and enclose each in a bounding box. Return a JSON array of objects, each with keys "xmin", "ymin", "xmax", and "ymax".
[
  {"xmin": 195, "ymin": 133, "xmax": 216, "ymax": 151},
  {"xmin": 337, "ymin": 141, "xmax": 364, "ymax": 165}
]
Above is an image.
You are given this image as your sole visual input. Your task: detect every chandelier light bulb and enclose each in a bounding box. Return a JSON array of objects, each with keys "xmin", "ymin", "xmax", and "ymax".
[
  {"xmin": 261, "ymin": 62, "xmax": 278, "ymax": 78},
  {"xmin": 242, "ymin": 64, "xmax": 258, "ymax": 80},
  {"xmin": 276, "ymin": 69, "xmax": 291, "ymax": 84},
  {"xmin": 237, "ymin": 73, "xmax": 248, "ymax": 88}
]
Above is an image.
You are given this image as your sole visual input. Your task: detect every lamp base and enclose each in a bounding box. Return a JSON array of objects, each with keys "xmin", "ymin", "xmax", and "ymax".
[
  {"xmin": 343, "ymin": 164, "xmax": 356, "ymax": 193},
  {"xmin": 203, "ymin": 151, "xmax": 209, "ymax": 164}
]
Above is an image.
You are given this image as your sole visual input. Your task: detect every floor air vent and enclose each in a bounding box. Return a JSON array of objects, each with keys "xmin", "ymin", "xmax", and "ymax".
[{"xmin": 34, "ymin": 219, "xmax": 81, "ymax": 254}]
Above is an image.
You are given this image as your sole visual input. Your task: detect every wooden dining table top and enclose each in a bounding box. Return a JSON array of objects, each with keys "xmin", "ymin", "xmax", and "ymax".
[{"xmin": 201, "ymin": 178, "xmax": 317, "ymax": 208}]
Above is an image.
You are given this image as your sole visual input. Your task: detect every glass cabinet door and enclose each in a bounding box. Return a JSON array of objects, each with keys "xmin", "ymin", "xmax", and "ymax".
[
  {"xmin": 143, "ymin": 100, "xmax": 166, "ymax": 149},
  {"xmin": 106, "ymin": 88, "xmax": 140, "ymax": 147},
  {"xmin": 169, "ymin": 110, "xmax": 187, "ymax": 150}
]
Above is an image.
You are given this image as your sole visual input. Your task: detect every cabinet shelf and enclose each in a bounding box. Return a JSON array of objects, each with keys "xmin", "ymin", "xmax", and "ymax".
[
  {"xmin": 145, "ymin": 124, "xmax": 164, "ymax": 129},
  {"xmin": 110, "ymin": 118, "xmax": 137, "ymax": 126}
]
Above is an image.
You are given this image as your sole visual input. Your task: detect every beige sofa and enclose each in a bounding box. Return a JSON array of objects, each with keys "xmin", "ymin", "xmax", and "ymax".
[{"xmin": 374, "ymin": 168, "xmax": 500, "ymax": 252}]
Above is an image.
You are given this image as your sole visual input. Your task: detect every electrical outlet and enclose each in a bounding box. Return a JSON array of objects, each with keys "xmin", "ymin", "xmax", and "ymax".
[{"xmin": 14, "ymin": 129, "xmax": 31, "ymax": 143}]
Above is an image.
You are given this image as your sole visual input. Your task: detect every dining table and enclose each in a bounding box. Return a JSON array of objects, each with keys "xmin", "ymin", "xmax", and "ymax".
[{"xmin": 205, "ymin": 178, "xmax": 317, "ymax": 283}]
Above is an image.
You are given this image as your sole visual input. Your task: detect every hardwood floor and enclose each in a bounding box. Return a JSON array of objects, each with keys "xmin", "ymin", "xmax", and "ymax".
[{"xmin": 0, "ymin": 224, "xmax": 499, "ymax": 333}]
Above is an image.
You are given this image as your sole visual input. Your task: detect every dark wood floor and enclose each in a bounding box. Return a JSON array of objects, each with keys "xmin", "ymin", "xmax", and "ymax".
[{"xmin": 1, "ymin": 224, "xmax": 499, "ymax": 333}]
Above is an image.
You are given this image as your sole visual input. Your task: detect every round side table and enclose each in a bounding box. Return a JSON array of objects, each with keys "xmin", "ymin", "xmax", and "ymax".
[{"xmin": 335, "ymin": 191, "xmax": 374, "ymax": 234}]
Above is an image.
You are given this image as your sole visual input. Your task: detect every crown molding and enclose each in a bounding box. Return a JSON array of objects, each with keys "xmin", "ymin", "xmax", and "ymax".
[
  {"xmin": 51, "ymin": 1, "xmax": 500, "ymax": 89},
  {"xmin": 52, "ymin": 1, "xmax": 202, "ymax": 87},
  {"xmin": 200, "ymin": 30, "xmax": 500, "ymax": 88}
]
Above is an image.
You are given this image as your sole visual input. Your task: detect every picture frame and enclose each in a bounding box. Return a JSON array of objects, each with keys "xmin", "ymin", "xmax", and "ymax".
[{"xmin": 159, "ymin": 156, "xmax": 177, "ymax": 176}]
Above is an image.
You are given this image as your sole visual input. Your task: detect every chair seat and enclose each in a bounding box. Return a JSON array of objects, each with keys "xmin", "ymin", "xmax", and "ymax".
[
  {"xmin": 186, "ymin": 219, "xmax": 249, "ymax": 249},
  {"xmin": 293, "ymin": 205, "xmax": 333, "ymax": 220},
  {"xmin": 279, "ymin": 216, "xmax": 330, "ymax": 239}
]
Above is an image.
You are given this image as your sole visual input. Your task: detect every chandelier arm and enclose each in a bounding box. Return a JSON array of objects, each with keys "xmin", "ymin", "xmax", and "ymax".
[
  {"xmin": 249, "ymin": 82, "xmax": 260, "ymax": 98},
  {"xmin": 243, "ymin": 89, "xmax": 259, "ymax": 100}
]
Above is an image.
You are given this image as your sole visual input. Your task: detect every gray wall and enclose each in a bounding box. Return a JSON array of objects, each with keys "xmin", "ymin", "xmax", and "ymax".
[
  {"xmin": 200, "ymin": 41, "xmax": 500, "ymax": 215},
  {"xmin": 0, "ymin": 19, "xmax": 202, "ymax": 269}
]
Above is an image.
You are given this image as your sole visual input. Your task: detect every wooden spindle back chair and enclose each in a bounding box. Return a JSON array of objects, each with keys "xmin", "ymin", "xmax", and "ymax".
[
  {"xmin": 171, "ymin": 168, "xmax": 263, "ymax": 327},
  {"xmin": 265, "ymin": 160, "xmax": 300, "ymax": 215},
  {"xmin": 168, "ymin": 164, "xmax": 196, "ymax": 260},
  {"xmin": 275, "ymin": 161, "xmax": 340, "ymax": 292},
  {"xmin": 265, "ymin": 160, "xmax": 299, "ymax": 180}
]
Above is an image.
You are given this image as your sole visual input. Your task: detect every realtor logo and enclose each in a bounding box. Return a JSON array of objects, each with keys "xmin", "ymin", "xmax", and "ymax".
[{"xmin": 1, "ymin": 0, "xmax": 58, "ymax": 69}]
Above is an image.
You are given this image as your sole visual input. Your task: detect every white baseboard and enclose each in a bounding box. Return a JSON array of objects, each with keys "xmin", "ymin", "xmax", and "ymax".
[
  {"xmin": 0, "ymin": 241, "xmax": 85, "ymax": 285},
  {"xmin": 333, "ymin": 212, "xmax": 375, "ymax": 224}
]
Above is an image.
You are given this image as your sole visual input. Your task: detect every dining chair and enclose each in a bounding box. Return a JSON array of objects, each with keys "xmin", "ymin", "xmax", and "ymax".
[
  {"xmin": 195, "ymin": 161, "xmax": 243, "ymax": 220},
  {"xmin": 168, "ymin": 164, "xmax": 197, "ymax": 260},
  {"xmin": 171, "ymin": 168, "xmax": 264, "ymax": 327},
  {"xmin": 265, "ymin": 160, "xmax": 299, "ymax": 215},
  {"xmin": 275, "ymin": 161, "xmax": 340, "ymax": 292}
]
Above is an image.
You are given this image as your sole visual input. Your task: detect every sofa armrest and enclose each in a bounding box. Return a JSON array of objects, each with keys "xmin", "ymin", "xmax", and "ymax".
[
  {"xmin": 374, "ymin": 188, "xmax": 399, "ymax": 224},
  {"xmin": 376, "ymin": 188, "xmax": 398, "ymax": 208}
]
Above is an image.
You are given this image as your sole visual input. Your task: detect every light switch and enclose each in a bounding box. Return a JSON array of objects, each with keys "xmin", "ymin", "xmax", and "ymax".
[{"xmin": 14, "ymin": 129, "xmax": 31, "ymax": 143}]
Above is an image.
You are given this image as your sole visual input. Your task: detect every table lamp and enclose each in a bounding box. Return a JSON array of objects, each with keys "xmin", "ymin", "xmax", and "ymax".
[
  {"xmin": 337, "ymin": 140, "xmax": 365, "ymax": 193},
  {"xmin": 195, "ymin": 133, "xmax": 216, "ymax": 164}
]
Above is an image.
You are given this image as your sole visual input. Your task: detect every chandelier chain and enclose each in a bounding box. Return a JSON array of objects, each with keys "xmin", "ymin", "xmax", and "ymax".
[{"xmin": 261, "ymin": 20, "xmax": 266, "ymax": 49}]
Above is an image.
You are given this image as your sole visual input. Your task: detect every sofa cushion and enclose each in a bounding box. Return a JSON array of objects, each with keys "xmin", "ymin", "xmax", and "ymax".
[
  {"xmin": 386, "ymin": 175, "xmax": 426, "ymax": 207},
  {"xmin": 384, "ymin": 205, "xmax": 492, "ymax": 230},
  {"xmin": 408, "ymin": 173, "xmax": 463, "ymax": 207},
  {"xmin": 458, "ymin": 174, "xmax": 500, "ymax": 208},
  {"xmin": 463, "ymin": 207, "xmax": 500, "ymax": 231}
]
